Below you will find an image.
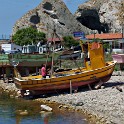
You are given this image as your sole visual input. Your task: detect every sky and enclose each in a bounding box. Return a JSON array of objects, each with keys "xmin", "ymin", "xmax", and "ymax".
[{"xmin": 0, "ymin": 0, "xmax": 87, "ymax": 39}]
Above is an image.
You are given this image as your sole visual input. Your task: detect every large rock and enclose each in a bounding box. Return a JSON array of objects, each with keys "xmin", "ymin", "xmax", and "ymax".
[
  {"xmin": 75, "ymin": 0, "xmax": 124, "ymax": 33},
  {"xmin": 12, "ymin": 0, "xmax": 91, "ymax": 38}
]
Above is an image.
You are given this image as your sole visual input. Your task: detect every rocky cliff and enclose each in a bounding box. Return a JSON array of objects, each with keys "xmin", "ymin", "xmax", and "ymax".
[
  {"xmin": 12, "ymin": 0, "xmax": 91, "ymax": 38},
  {"xmin": 75, "ymin": 0, "xmax": 124, "ymax": 33}
]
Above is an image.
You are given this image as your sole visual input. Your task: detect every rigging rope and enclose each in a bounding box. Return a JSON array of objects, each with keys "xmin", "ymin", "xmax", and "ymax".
[{"xmin": 54, "ymin": 30, "xmax": 82, "ymax": 72}]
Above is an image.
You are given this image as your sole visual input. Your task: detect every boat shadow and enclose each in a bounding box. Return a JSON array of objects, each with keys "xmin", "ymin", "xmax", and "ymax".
[
  {"xmin": 103, "ymin": 81, "xmax": 124, "ymax": 88},
  {"xmin": 24, "ymin": 82, "xmax": 124, "ymax": 100},
  {"xmin": 24, "ymin": 86, "xmax": 91, "ymax": 100}
]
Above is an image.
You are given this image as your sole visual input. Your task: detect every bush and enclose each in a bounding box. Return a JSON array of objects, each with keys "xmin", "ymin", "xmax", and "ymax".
[
  {"xmin": 12, "ymin": 27, "xmax": 46, "ymax": 46},
  {"xmin": 63, "ymin": 36, "xmax": 79, "ymax": 48}
]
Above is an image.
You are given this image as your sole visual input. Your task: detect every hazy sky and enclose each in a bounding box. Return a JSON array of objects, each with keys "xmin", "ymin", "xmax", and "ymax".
[{"xmin": 0, "ymin": 0, "xmax": 87, "ymax": 38}]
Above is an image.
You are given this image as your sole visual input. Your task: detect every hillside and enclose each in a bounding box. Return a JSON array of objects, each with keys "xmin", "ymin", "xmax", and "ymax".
[
  {"xmin": 75, "ymin": 0, "xmax": 124, "ymax": 33},
  {"xmin": 12, "ymin": 0, "xmax": 91, "ymax": 38}
]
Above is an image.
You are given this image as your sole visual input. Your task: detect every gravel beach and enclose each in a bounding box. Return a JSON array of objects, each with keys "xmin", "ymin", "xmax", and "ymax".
[
  {"xmin": 0, "ymin": 72, "xmax": 124, "ymax": 124},
  {"xmin": 36, "ymin": 74, "xmax": 124, "ymax": 124}
]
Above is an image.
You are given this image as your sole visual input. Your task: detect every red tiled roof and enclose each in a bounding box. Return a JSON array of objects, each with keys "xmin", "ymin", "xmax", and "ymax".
[
  {"xmin": 74, "ymin": 37, "xmax": 82, "ymax": 40},
  {"xmin": 47, "ymin": 37, "xmax": 81, "ymax": 42},
  {"xmin": 86, "ymin": 33, "xmax": 123, "ymax": 40},
  {"xmin": 47, "ymin": 38, "xmax": 63, "ymax": 42}
]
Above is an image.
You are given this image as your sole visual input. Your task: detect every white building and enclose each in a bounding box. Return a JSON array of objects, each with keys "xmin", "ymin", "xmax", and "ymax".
[{"xmin": 1, "ymin": 43, "xmax": 22, "ymax": 53}]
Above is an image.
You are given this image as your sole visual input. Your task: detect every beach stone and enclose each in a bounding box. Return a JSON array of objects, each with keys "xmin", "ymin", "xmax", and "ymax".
[
  {"xmin": 39, "ymin": 111, "xmax": 46, "ymax": 114},
  {"xmin": 101, "ymin": 86, "xmax": 105, "ymax": 89},
  {"xmin": 19, "ymin": 110, "xmax": 28, "ymax": 116},
  {"xmin": 10, "ymin": 95, "xmax": 14, "ymax": 98},
  {"xmin": 58, "ymin": 105, "xmax": 63, "ymax": 109}
]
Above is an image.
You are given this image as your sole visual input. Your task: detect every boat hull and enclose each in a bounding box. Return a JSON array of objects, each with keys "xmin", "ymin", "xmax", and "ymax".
[
  {"xmin": 14, "ymin": 61, "xmax": 116, "ymax": 96},
  {"xmin": 8, "ymin": 53, "xmax": 59, "ymax": 67},
  {"xmin": 58, "ymin": 51, "xmax": 81, "ymax": 60}
]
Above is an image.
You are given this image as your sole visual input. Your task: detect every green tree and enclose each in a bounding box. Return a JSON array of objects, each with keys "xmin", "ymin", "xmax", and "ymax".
[
  {"xmin": 92, "ymin": 38, "xmax": 103, "ymax": 42},
  {"xmin": 63, "ymin": 36, "xmax": 79, "ymax": 48},
  {"xmin": 12, "ymin": 27, "xmax": 46, "ymax": 46}
]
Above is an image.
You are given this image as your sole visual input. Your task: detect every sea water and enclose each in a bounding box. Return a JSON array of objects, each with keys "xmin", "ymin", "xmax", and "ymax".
[{"xmin": 0, "ymin": 92, "xmax": 89, "ymax": 124}]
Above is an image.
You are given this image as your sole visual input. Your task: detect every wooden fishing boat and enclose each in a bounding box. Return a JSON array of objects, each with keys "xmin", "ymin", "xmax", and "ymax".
[{"xmin": 13, "ymin": 41, "xmax": 116, "ymax": 96}]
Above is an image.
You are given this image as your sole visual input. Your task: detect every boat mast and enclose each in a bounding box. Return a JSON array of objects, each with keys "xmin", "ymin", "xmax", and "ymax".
[
  {"xmin": 56, "ymin": 32, "xmax": 82, "ymax": 72},
  {"xmin": 50, "ymin": 28, "xmax": 56, "ymax": 77}
]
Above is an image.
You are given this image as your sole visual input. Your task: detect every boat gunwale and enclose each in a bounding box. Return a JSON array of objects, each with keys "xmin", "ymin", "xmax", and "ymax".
[{"xmin": 14, "ymin": 61, "xmax": 116, "ymax": 82}]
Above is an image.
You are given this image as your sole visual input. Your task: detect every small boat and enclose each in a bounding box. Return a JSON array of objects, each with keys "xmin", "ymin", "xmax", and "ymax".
[
  {"xmin": 0, "ymin": 53, "xmax": 59, "ymax": 67},
  {"xmin": 8, "ymin": 53, "xmax": 59, "ymax": 67},
  {"xmin": 0, "ymin": 53, "xmax": 59, "ymax": 79},
  {"xmin": 13, "ymin": 41, "xmax": 116, "ymax": 96},
  {"xmin": 58, "ymin": 50, "xmax": 81, "ymax": 60},
  {"xmin": 112, "ymin": 54, "xmax": 124, "ymax": 63}
]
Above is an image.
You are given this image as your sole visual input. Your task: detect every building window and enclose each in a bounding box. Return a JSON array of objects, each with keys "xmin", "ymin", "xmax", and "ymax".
[
  {"xmin": 120, "ymin": 43, "xmax": 124, "ymax": 49},
  {"xmin": 112, "ymin": 41, "xmax": 120, "ymax": 49}
]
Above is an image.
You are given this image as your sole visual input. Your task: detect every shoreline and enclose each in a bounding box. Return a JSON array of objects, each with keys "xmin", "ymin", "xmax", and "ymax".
[{"xmin": 0, "ymin": 73, "xmax": 124, "ymax": 124}]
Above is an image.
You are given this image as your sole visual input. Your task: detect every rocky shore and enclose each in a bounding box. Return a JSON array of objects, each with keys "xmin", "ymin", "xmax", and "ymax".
[
  {"xmin": 0, "ymin": 80, "xmax": 19, "ymax": 97},
  {"xmin": 37, "ymin": 74, "xmax": 124, "ymax": 124},
  {"xmin": 0, "ymin": 72, "xmax": 124, "ymax": 124}
]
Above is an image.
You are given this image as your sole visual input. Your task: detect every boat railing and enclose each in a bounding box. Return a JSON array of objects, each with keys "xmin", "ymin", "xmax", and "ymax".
[{"xmin": 14, "ymin": 77, "xmax": 27, "ymax": 81}]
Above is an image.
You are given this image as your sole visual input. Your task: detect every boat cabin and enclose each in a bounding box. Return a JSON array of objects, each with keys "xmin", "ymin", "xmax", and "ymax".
[{"xmin": 81, "ymin": 41, "xmax": 105, "ymax": 70}]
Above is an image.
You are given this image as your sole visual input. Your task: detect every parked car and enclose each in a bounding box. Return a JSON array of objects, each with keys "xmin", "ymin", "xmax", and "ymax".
[{"xmin": 5, "ymin": 50, "xmax": 22, "ymax": 54}]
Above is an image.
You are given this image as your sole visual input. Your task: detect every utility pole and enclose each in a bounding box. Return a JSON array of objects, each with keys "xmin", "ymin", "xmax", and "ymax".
[
  {"xmin": 122, "ymin": 24, "xmax": 124, "ymax": 52},
  {"xmin": 94, "ymin": 31, "xmax": 96, "ymax": 40}
]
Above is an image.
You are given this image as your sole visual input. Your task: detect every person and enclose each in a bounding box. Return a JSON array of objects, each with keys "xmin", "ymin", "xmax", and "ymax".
[
  {"xmin": 1, "ymin": 49, "xmax": 5, "ymax": 54},
  {"xmin": 41, "ymin": 64, "xmax": 46, "ymax": 79}
]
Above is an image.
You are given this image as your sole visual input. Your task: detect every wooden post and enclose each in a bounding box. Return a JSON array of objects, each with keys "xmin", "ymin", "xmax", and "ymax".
[
  {"xmin": 36, "ymin": 67, "xmax": 38, "ymax": 75},
  {"xmin": 1, "ymin": 62, "xmax": 5, "ymax": 82},
  {"xmin": 88, "ymin": 84, "xmax": 92, "ymax": 90},
  {"xmin": 50, "ymin": 52, "xmax": 54, "ymax": 77},
  {"xmin": 94, "ymin": 80, "xmax": 104, "ymax": 89},
  {"xmin": 60, "ymin": 57, "xmax": 61, "ymax": 68},
  {"xmin": 70, "ymin": 80, "xmax": 72, "ymax": 94},
  {"xmin": 94, "ymin": 32, "xmax": 95, "ymax": 39}
]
